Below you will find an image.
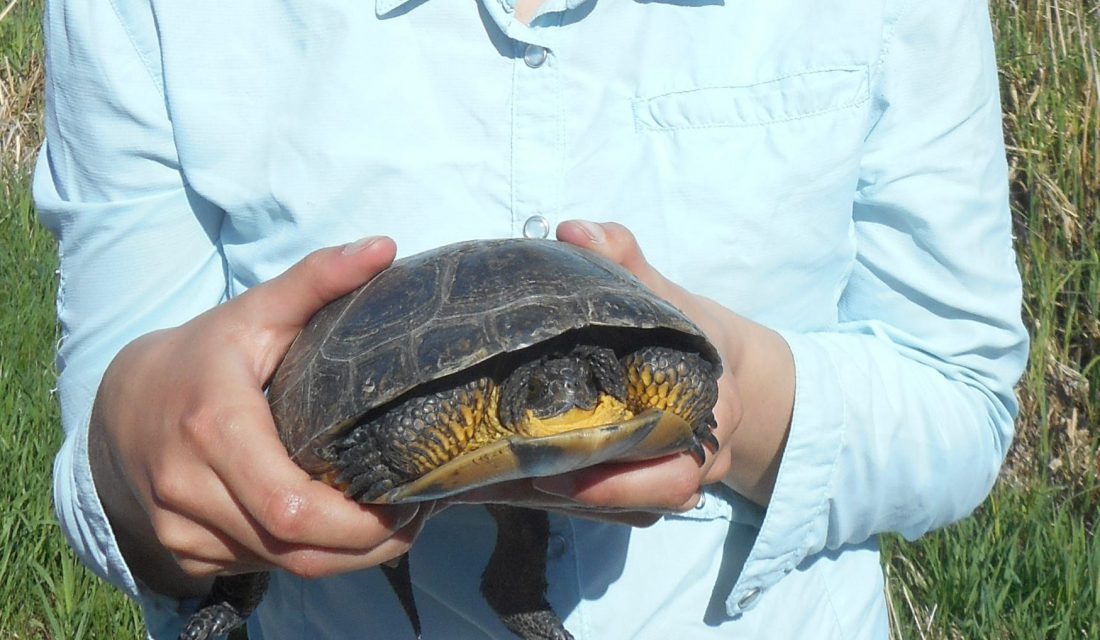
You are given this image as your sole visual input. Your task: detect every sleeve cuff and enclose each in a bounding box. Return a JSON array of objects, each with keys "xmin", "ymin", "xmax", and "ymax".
[
  {"xmin": 723, "ymin": 329, "xmax": 845, "ymax": 616},
  {"xmin": 53, "ymin": 400, "xmax": 197, "ymax": 639}
]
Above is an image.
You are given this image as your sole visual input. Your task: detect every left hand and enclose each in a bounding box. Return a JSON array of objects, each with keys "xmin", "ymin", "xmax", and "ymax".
[{"xmin": 449, "ymin": 220, "xmax": 794, "ymax": 525}]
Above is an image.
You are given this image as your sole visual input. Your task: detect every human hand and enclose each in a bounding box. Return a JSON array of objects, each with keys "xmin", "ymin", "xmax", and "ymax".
[
  {"xmin": 89, "ymin": 237, "xmax": 430, "ymax": 599},
  {"xmin": 451, "ymin": 221, "xmax": 794, "ymax": 520}
]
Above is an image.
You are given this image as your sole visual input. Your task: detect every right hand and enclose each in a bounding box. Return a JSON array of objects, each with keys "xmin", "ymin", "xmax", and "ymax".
[{"xmin": 89, "ymin": 237, "xmax": 429, "ymax": 598}]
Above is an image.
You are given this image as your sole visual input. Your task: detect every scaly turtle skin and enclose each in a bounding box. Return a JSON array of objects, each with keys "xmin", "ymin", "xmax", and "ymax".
[{"xmin": 180, "ymin": 239, "xmax": 721, "ymax": 640}]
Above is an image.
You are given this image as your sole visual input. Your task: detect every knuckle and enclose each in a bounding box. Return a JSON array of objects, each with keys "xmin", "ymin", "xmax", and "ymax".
[
  {"xmin": 149, "ymin": 470, "xmax": 191, "ymax": 510},
  {"xmin": 178, "ymin": 405, "xmax": 223, "ymax": 448},
  {"xmin": 149, "ymin": 512, "xmax": 193, "ymax": 557},
  {"xmin": 298, "ymin": 249, "xmax": 331, "ymax": 282},
  {"xmin": 604, "ymin": 222, "xmax": 637, "ymax": 245},
  {"xmin": 663, "ymin": 475, "xmax": 701, "ymax": 509},
  {"xmin": 260, "ymin": 486, "xmax": 311, "ymax": 542}
]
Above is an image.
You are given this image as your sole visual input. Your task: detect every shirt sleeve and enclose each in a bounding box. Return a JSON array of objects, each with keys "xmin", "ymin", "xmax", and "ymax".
[
  {"xmin": 723, "ymin": 0, "xmax": 1029, "ymax": 616},
  {"xmin": 34, "ymin": 2, "xmax": 227, "ymax": 636}
]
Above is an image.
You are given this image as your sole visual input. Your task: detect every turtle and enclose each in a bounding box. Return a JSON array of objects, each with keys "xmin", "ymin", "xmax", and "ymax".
[{"xmin": 179, "ymin": 238, "xmax": 722, "ymax": 640}]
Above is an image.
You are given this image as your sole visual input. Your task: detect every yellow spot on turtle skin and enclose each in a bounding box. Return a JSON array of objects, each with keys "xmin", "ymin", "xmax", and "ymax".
[
  {"xmin": 666, "ymin": 386, "xmax": 681, "ymax": 409},
  {"xmin": 641, "ymin": 368, "xmax": 653, "ymax": 387},
  {"xmin": 466, "ymin": 385, "xmax": 512, "ymax": 452}
]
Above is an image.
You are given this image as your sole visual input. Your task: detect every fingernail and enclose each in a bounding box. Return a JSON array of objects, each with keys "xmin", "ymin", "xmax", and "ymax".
[
  {"xmin": 341, "ymin": 236, "xmax": 382, "ymax": 255},
  {"xmin": 532, "ymin": 475, "xmax": 576, "ymax": 497},
  {"xmin": 572, "ymin": 220, "xmax": 606, "ymax": 244}
]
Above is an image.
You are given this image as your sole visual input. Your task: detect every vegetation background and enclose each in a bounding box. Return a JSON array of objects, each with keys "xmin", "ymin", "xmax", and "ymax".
[{"xmin": 1, "ymin": 0, "xmax": 1096, "ymax": 638}]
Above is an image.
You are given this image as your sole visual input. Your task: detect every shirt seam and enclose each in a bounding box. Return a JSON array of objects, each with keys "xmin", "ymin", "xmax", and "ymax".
[
  {"xmin": 106, "ymin": 0, "xmax": 167, "ymax": 98},
  {"xmin": 633, "ymin": 95, "xmax": 871, "ymax": 133},
  {"xmin": 636, "ymin": 65, "xmax": 869, "ymax": 103}
]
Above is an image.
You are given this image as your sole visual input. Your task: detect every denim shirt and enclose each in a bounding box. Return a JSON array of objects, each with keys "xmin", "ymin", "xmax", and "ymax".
[{"xmin": 35, "ymin": 0, "xmax": 1028, "ymax": 637}]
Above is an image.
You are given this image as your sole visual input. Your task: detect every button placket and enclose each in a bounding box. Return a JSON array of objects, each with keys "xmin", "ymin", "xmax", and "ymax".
[{"xmin": 510, "ymin": 36, "xmax": 562, "ymax": 239}]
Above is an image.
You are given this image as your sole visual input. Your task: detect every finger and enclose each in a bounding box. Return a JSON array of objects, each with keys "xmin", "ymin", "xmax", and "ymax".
[
  {"xmin": 186, "ymin": 522, "xmax": 421, "ymax": 580},
  {"xmin": 256, "ymin": 504, "xmax": 430, "ymax": 579},
  {"xmin": 188, "ymin": 389, "xmax": 421, "ymax": 552},
  {"xmin": 530, "ymin": 454, "xmax": 707, "ymax": 513},
  {"xmin": 556, "ymin": 220, "xmax": 678, "ymax": 300},
  {"xmin": 148, "ymin": 508, "xmax": 269, "ymax": 577},
  {"xmin": 156, "ymin": 462, "xmax": 427, "ymax": 579},
  {"xmin": 448, "ymin": 481, "xmax": 665, "ymax": 527},
  {"xmin": 549, "ymin": 509, "xmax": 663, "ymax": 528}
]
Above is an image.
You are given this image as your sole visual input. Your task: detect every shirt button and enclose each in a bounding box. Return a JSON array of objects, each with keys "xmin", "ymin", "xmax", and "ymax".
[
  {"xmin": 737, "ymin": 587, "xmax": 761, "ymax": 609},
  {"xmin": 524, "ymin": 44, "xmax": 549, "ymax": 68},
  {"xmin": 547, "ymin": 534, "xmax": 567, "ymax": 559},
  {"xmin": 523, "ymin": 215, "xmax": 550, "ymax": 239}
]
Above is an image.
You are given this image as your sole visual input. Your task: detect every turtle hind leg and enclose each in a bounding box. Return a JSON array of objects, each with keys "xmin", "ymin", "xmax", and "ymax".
[
  {"xmin": 481, "ymin": 505, "xmax": 574, "ymax": 640},
  {"xmin": 178, "ymin": 572, "xmax": 271, "ymax": 640}
]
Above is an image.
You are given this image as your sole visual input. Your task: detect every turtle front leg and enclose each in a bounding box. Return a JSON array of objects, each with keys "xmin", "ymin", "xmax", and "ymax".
[
  {"xmin": 327, "ymin": 375, "xmax": 495, "ymax": 502},
  {"xmin": 622, "ymin": 346, "xmax": 720, "ymax": 462},
  {"xmin": 481, "ymin": 505, "xmax": 574, "ymax": 640}
]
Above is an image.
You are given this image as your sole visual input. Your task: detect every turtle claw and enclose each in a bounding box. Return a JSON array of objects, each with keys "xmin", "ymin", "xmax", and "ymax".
[
  {"xmin": 701, "ymin": 430, "xmax": 719, "ymax": 452},
  {"xmin": 688, "ymin": 440, "xmax": 706, "ymax": 464}
]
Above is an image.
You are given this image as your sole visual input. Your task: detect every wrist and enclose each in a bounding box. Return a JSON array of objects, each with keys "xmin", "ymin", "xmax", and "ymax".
[{"xmin": 720, "ymin": 317, "xmax": 795, "ymax": 506}]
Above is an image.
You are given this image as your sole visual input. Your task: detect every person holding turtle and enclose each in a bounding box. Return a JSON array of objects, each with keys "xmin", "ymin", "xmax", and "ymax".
[{"xmin": 35, "ymin": 0, "xmax": 1028, "ymax": 638}]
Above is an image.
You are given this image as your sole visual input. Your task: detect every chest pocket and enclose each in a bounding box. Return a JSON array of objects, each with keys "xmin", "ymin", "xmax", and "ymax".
[
  {"xmin": 632, "ymin": 66, "xmax": 869, "ymax": 131},
  {"xmin": 620, "ymin": 66, "xmax": 870, "ymax": 327}
]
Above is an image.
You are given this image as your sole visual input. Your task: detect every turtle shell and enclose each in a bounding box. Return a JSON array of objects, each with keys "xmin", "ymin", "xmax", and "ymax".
[{"xmin": 268, "ymin": 238, "xmax": 721, "ymax": 478}]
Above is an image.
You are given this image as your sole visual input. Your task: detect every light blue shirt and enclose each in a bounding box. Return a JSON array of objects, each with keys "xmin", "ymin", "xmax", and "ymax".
[{"xmin": 35, "ymin": 0, "xmax": 1028, "ymax": 638}]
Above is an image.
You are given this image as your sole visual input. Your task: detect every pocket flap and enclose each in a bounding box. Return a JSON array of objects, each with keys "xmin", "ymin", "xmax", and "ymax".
[{"xmin": 633, "ymin": 66, "xmax": 869, "ymax": 131}]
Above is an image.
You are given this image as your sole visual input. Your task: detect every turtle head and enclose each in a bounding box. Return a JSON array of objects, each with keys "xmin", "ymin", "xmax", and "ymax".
[
  {"xmin": 499, "ymin": 347, "xmax": 631, "ymax": 437},
  {"xmin": 501, "ymin": 356, "xmax": 600, "ymax": 429}
]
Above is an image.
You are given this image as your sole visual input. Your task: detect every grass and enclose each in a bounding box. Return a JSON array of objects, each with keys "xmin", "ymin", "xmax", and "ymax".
[
  {"xmin": 882, "ymin": 1, "xmax": 1100, "ymax": 638},
  {"xmin": 1, "ymin": 0, "xmax": 1097, "ymax": 638},
  {"xmin": 0, "ymin": 2, "xmax": 144, "ymax": 636}
]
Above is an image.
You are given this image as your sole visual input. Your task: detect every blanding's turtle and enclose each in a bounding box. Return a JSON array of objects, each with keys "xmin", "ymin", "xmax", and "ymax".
[{"xmin": 180, "ymin": 238, "xmax": 721, "ymax": 640}]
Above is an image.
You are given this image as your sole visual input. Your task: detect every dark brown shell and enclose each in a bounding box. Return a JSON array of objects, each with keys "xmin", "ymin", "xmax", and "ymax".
[{"xmin": 268, "ymin": 238, "xmax": 720, "ymax": 474}]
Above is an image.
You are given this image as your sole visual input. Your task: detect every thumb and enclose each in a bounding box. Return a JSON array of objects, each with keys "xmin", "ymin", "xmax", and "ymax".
[
  {"xmin": 557, "ymin": 220, "xmax": 680, "ymax": 302},
  {"xmin": 233, "ymin": 236, "xmax": 397, "ymax": 367}
]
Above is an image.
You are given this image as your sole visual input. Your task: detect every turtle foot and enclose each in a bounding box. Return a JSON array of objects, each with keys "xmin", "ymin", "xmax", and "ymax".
[
  {"xmin": 498, "ymin": 611, "xmax": 575, "ymax": 640},
  {"xmin": 178, "ymin": 602, "xmax": 244, "ymax": 640},
  {"xmin": 178, "ymin": 572, "xmax": 270, "ymax": 640}
]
